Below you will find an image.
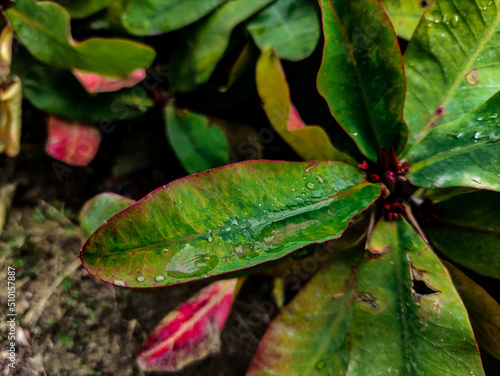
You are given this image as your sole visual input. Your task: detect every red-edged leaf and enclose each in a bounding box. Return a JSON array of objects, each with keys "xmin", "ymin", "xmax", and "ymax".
[
  {"xmin": 73, "ymin": 69, "xmax": 146, "ymax": 93},
  {"xmin": 137, "ymin": 278, "xmax": 238, "ymax": 372},
  {"xmin": 45, "ymin": 116, "xmax": 101, "ymax": 166}
]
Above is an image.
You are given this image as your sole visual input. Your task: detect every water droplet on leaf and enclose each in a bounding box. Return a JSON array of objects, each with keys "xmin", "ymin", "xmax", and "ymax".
[
  {"xmin": 465, "ymin": 68, "xmax": 478, "ymax": 85},
  {"xmin": 316, "ymin": 361, "xmax": 325, "ymax": 370},
  {"xmin": 136, "ymin": 275, "xmax": 145, "ymax": 282},
  {"xmin": 306, "ymin": 182, "xmax": 316, "ymax": 190},
  {"xmin": 113, "ymin": 279, "xmax": 125, "ymax": 287},
  {"xmin": 154, "ymin": 275, "xmax": 165, "ymax": 282},
  {"xmin": 450, "ymin": 15, "xmax": 460, "ymax": 28},
  {"xmin": 290, "ymin": 187, "xmax": 297, "ymax": 192}
]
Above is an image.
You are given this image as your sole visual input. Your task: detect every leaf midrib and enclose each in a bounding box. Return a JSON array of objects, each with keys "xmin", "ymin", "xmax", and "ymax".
[
  {"xmin": 419, "ymin": 4, "xmax": 500, "ymax": 130},
  {"xmin": 408, "ymin": 138, "xmax": 497, "ymax": 172},
  {"xmin": 91, "ymin": 182, "xmax": 375, "ymax": 255}
]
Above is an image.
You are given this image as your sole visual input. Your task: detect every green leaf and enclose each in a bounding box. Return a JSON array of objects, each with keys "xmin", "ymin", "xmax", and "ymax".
[
  {"xmin": 256, "ymin": 47, "xmax": 356, "ymax": 165},
  {"xmin": 381, "ymin": 0, "xmax": 426, "ymax": 40},
  {"xmin": 317, "ymin": 0, "xmax": 408, "ymax": 161},
  {"xmin": 165, "ymin": 105, "xmax": 230, "ymax": 174},
  {"xmin": 63, "ymin": 0, "xmax": 114, "ymax": 19},
  {"xmin": 7, "ymin": 0, "xmax": 155, "ymax": 77},
  {"xmin": 247, "ymin": 0, "xmax": 320, "ymax": 61},
  {"xmin": 403, "ymin": 0, "xmax": 500, "ymax": 152},
  {"xmin": 80, "ymin": 161, "xmax": 380, "ymax": 288},
  {"xmin": 443, "ymin": 260, "xmax": 500, "ymax": 361},
  {"xmin": 407, "ymin": 91, "xmax": 500, "ymax": 191},
  {"xmin": 168, "ymin": 0, "xmax": 274, "ymax": 92},
  {"xmin": 424, "ymin": 190, "xmax": 500, "ymax": 279},
  {"xmin": 247, "ymin": 219, "xmax": 484, "ymax": 375},
  {"xmin": 24, "ymin": 67, "xmax": 153, "ymax": 121},
  {"xmin": 79, "ymin": 193, "xmax": 135, "ymax": 240},
  {"xmin": 121, "ymin": 0, "xmax": 229, "ymax": 36}
]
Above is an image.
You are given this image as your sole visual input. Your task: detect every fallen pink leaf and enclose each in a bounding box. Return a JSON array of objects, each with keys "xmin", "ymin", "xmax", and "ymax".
[
  {"xmin": 137, "ymin": 278, "xmax": 238, "ymax": 372},
  {"xmin": 73, "ymin": 69, "xmax": 146, "ymax": 93},
  {"xmin": 46, "ymin": 116, "xmax": 101, "ymax": 166}
]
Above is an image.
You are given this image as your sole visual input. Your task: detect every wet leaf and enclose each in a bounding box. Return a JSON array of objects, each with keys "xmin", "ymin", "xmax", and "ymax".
[
  {"xmin": 165, "ymin": 105, "xmax": 229, "ymax": 174},
  {"xmin": 7, "ymin": 0, "xmax": 155, "ymax": 77},
  {"xmin": 403, "ymin": 0, "xmax": 500, "ymax": 152},
  {"xmin": 256, "ymin": 47, "xmax": 355, "ymax": 165},
  {"xmin": 121, "ymin": 0, "xmax": 229, "ymax": 36},
  {"xmin": 79, "ymin": 193, "xmax": 135, "ymax": 240},
  {"xmin": 137, "ymin": 278, "xmax": 238, "ymax": 371},
  {"xmin": 24, "ymin": 67, "xmax": 153, "ymax": 121},
  {"xmin": 247, "ymin": 0, "xmax": 320, "ymax": 61},
  {"xmin": 317, "ymin": 0, "xmax": 408, "ymax": 161},
  {"xmin": 443, "ymin": 261, "xmax": 500, "ymax": 361},
  {"xmin": 63, "ymin": 0, "xmax": 113, "ymax": 19},
  {"xmin": 247, "ymin": 220, "xmax": 484, "ymax": 375},
  {"xmin": 73, "ymin": 69, "xmax": 146, "ymax": 94},
  {"xmin": 381, "ymin": 0, "xmax": 426, "ymax": 39},
  {"xmin": 0, "ymin": 78, "xmax": 22, "ymax": 157},
  {"xmin": 80, "ymin": 160, "xmax": 380, "ymax": 288},
  {"xmin": 169, "ymin": 0, "xmax": 273, "ymax": 92},
  {"xmin": 407, "ymin": 91, "xmax": 500, "ymax": 191},
  {"xmin": 424, "ymin": 190, "xmax": 500, "ymax": 279},
  {"xmin": 46, "ymin": 116, "xmax": 101, "ymax": 167}
]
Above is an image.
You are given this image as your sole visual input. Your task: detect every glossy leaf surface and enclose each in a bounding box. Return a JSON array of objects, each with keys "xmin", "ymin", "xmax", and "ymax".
[
  {"xmin": 80, "ymin": 161, "xmax": 380, "ymax": 288},
  {"xmin": 73, "ymin": 69, "xmax": 146, "ymax": 94},
  {"xmin": 46, "ymin": 116, "xmax": 101, "ymax": 167},
  {"xmin": 0, "ymin": 79, "xmax": 22, "ymax": 157},
  {"xmin": 407, "ymin": 91, "xmax": 500, "ymax": 191},
  {"xmin": 7, "ymin": 0, "xmax": 155, "ymax": 77},
  {"xmin": 24, "ymin": 67, "xmax": 152, "ymax": 121},
  {"xmin": 165, "ymin": 105, "xmax": 229, "ymax": 174},
  {"xmin": 256, "ymin": 47, "xmax": 355, "ymax": 165},
  {"xmin": 63, "ymin": 0, "xmax": 113, "ymax": 19},
  {"xmin": 168, "ymin": 0, "xmax": 273, "ymax": 92},
  {"xmin": 317, "ymin": 0, "xmax": 408, "ymax": 161},
  {"xmin": 403, "ymin": 0, "xmax": 500, "ymax": 152},
  {"xmin": 137, "ymin": 278, "xmax": 237, "ymax": 371},
  {"xmin": 247, "ymin": 220, "xmax": 484, "ymax": 375},
  {"xmin": 247, "ymin": 0, "xmax": 320, "ymax": 61},
  {"xmin": 443, "ymin": 261, "xmax": 500, "ymax": 361},
  {"xmin": 121, "ymin": 0, "xmax": 229, "ymax": 36},
  {"xmin": 381, "ymin": 0, "xmax": 426, "ymax": 39},
  {"xmin": 424, "ymin": 190, "xmax": 500, "ymax": 279},
  {"xmin": 79, "ymin": 193, "xmax": 135, "ymax": 240}
]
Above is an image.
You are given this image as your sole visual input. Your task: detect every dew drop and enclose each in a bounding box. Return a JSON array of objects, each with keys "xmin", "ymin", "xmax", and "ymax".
[
  {"xmin": 231, "ymin": 218, "xmax": 239, "ymax": 226},
  {"xmin": 489, "ymin": 113, "xmax": 498, "ymax": 119},
  {"xmin": 455, "ymin": 132, "xmax": 463, "ymax": 139},
  {"xmin": 136, "ymin": 275, "xmax": 145, "ymax": 282},
  {"xmin": 306, "ymin": 182, "xmax": 316, "ymax": 190},
  {"xmin": 113, "ymin": 279, "xmax": 125, "ymax": 287},
  {"xmin": 474, "ymin": 132, "xmax": 481, "ymax": 140},
  {"xmin": 155, "ymin": 275, "xmax": 165, "ymax": 282},
  {"xmin": 207, "ymin": 232, "xmax": 214, "ymax": 243},
  {"xmin": 316, "ymin": 360, "xmax": 325, "ymax": 370},
  {"xmin": 290, "ymin": 187, "xmax": 297, "ymax": 192},
  {"xmin": 316, "ymin": 175, "xmax": 324, "ymax": 184},
  {"xmin": 477, "ymin": 116, "xmax": 485, "ymax": 121},
  {"xmin": 450, "ymin": 14, "xmax": 460, "ymax": 28}
]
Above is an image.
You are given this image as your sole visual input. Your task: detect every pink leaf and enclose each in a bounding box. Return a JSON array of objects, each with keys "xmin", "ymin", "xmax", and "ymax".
[
  {"xmin": 45, "ymin": 116, "xmax": 101, "ymax": 166},
  {"xmin": 73, "ymin": 69, "xmax": 146, "ymax": 93},
  {"xmin": 287, "ymin": 104, "xmax": 305, "ymax": 130},
  {"xmin": 137, "ymin": 278, "xmax": 238, "ymax": 372}
]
